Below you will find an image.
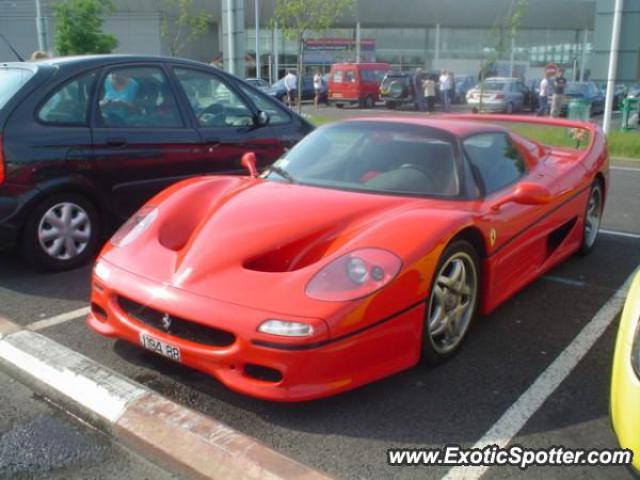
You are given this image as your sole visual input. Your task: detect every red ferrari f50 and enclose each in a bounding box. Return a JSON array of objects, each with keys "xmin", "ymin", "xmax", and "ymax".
[{"xmin": 88, "ymin": 115, "xmax": 608, "ymax": 401}]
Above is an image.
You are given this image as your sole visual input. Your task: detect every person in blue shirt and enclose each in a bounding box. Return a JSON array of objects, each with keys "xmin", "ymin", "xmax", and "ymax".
[{"xmin": 101, "ymin": 72, "xmax": 139, "ymax": 105}]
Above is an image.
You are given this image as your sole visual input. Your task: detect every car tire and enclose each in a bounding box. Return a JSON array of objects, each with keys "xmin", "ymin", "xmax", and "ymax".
[
  {"xmin": 385, "ymin": 101, "xmax": 396, "ymax": 110},
  {"xmin": 364, "ymin": 96, "xmax": 375, "ymax": 108},
  {"xmin": 578, "ymin": 180, "xmax": 604, "ymax": 256},
  {"xmin": 21, "ymin": 193, "xmax": 101, "ymax": 271},
  {"xmin": 506, "ymin": 102, "xmax": 514, "ymax": 114},
  {"xmin": 422, "ymin": 240, "xmax": 480, "ymax": 365}
]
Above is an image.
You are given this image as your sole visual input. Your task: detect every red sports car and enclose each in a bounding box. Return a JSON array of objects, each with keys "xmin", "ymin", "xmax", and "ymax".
[{"xmin": 88, "ymin": 115, "xmax": 608, "ymax": 401}]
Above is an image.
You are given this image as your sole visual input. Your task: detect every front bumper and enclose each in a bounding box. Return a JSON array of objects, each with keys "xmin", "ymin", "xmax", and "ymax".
[
  {"xmin": 88, "ymin": 260, "xmax": 424, "ymax": 401},
  {"xmin": 466, "ymin": 98, "xmax": 507, "ymax": 112}
]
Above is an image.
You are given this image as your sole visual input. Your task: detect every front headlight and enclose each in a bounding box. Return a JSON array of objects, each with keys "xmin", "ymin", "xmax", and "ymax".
[
  {"xmin": 632, "ymin": 319, "xmax": 640, "ymax": 378},
  {"xmin": 305, "ymin": 248, "xmax": 402, "ymax": 302},
  {"xmin": 111, "ymin": 206, "xmax": 158, "ymax": 247},
  {"xmin": 258, "ymin": 319, "xmax": 314, "ymax": 337}
]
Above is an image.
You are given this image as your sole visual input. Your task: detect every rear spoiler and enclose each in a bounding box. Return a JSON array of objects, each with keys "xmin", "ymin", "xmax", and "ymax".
[{"xmin": 441, "ymin": 113, "xmax": 602, "ymax": 154}]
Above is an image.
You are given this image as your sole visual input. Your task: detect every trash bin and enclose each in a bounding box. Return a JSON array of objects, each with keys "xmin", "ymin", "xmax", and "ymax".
[{"xmin": 567, "ymin": 98, "xmax": 591, "ymax": 121}]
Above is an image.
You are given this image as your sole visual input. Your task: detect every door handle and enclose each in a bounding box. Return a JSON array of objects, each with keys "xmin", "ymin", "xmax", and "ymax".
[{"xmin": 106, "ymin": 137, "xmax": 127, "ymax": 147}]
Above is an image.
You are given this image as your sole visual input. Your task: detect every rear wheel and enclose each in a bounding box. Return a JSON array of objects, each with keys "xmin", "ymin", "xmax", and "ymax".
[
  {"xmin": 364, "ymin": 96, "xmax": 375, "ymax": 108},
  {"xmin": 385, "ymin": 101, "xmax": 396, "ymax": 110},
  {"xmin": 22, "ymin": 193, "xmax": 101, "ymax": 271},
  {"xmin": 578, "ymin": 181, "xmax": 603, "ymax": 255},
  {"xmin": 506, "ymin": 102, "xmax": 514, "ymax": 114},
  {"xmin": 422, "ymin": 240, "xmax": 480, "ymax": 364}
]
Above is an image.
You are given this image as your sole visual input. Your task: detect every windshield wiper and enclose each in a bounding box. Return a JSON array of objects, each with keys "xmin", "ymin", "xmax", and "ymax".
[{"xmin": 268, "ymin": 165, "xmax": 295, "ymax": 183}]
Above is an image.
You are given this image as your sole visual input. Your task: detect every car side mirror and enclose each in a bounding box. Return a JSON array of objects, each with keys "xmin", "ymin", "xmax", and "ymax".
[
  {"xmin": 241, "ymin": 152, "xmax": 258, "ymax": 177},
  {"xmin": 255, "ymin": 110, "xmax": 270, "ymax": 127},
  {"xmin": 491, "ymin": 183, "xmax": 552, "ymax": 211}
]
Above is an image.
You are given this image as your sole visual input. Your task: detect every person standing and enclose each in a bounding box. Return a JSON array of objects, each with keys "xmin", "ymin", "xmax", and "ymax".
[
  {"xmin": 439, "ymin": 69, "xmax": 451, "ymax": 112},
  {"xmin": 284, "ymin": 70, "xmax": 297, "ymax": 107},
  {"xmin": 423, "ymin": 75, "xmax": 436, "ymax": 114},
  {"xmin": 536, "ymin": 73, "xmax": 551, "ymax": 116},
  {"xmin": 413, "ymin": 68, "xmax": 426, "ymax": 111},
  {"xmin": 313, "ymin": 70, "xmax": 323, "ymax": 109},
  {"xmin": 550, "ymin": 68, "xmax": 567, "ymax": 117}
]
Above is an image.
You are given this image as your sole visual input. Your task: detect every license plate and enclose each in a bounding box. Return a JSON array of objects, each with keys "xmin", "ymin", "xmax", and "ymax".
[
  {"xmin": 140, "ymin": 333, "xmax": 181, "ymax": 362},
  {"xmin": 332, "ymin": 93, "xmax": 343, "ymax": 98}
]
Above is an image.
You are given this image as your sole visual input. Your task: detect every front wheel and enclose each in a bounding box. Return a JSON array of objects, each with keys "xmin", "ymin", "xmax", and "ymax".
[
  {"xmin": 21, "ymin": 193, "xmax": 101, "ymax": 271},
  {"xmin": 578, "ymin": 181, "xmax": 604, "ymax": 255},
  {"xmin": 422, "ymin": 240, "xmax": 480, "ymax": 364}
]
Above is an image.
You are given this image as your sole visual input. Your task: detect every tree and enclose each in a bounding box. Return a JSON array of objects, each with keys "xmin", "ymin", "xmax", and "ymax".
[
  {"xmin": 478, "ymin": 0, "xmax": 528, "ymax": 111},
  {"xmin": 53, "ymin": 0, "xmax": 118, "ymax": 55},
  {"xmin": 273, "ymin": 0, "xmax": 355, "ymax": 112},
  {"xmin": 160, "ymin": 0, "xmax": 213, "ymax": 57}
]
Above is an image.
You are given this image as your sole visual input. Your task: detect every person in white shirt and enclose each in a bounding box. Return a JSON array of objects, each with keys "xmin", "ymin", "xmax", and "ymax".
[
  {"xmin": 536, "ymin": 73, "xmax": 551, "ymax": 116},
  {"xmin": 284, "ymin": 70, "xmax": 297, "ymax": 107},
  {"xmin": 313, "ymin": 70, "xmax": 324, "ymax": 108},
  {"xmin": 439, "ymin": 69, "xmax": 451, "ymax": 112}
]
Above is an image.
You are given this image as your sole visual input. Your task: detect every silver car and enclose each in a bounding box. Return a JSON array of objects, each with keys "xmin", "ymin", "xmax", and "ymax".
[{"xmin": 466, "ymin": 77, "xmax": 530, "ymax": 113}]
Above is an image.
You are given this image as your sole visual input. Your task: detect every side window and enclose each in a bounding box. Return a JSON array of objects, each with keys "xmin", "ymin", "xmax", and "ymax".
[
  {"xmin": 362, "ymin": 70, "xmax": 375, "ymax": 83},
  {"xmin": 174, "ymin": 68, "xmax": 253, "ymax": 128},
  {"xmin": 97, "ymin": 66, "xmax": 182, "ymax": 128},
  {"xmin": 463, "ymin": 133, "xmax": 526, "ymax": 195},
  {"xmin": 238, "ymin": 85, "xmax": 291, "ymax": 125},
  {"xmin": 38, "ymin": 71, "xmax": 97, "ymax": 125}
]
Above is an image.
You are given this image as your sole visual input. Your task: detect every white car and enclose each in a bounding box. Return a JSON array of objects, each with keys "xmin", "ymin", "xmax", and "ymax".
[{"xmin": 466, "ymin": 77, "xmax": 531, "ymax": 113}]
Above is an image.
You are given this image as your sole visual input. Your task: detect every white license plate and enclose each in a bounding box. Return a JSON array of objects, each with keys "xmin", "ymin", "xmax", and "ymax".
[
  {"xmin": 140, "ymin": 333, "xmax": 181, "ymax": 362},
  {"xmin": 332, "ymin": 93, "xmax": 343, "ymax": 98}
]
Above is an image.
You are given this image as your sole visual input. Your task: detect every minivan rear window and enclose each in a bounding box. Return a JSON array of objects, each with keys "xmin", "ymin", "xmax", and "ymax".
[
  {"xmin": 333, "ymin": 70, "xmax": 355, "ymax": 83},
  {"xmin": 0, "ymin": 67, "xmax": 34, "ymax": 109}
]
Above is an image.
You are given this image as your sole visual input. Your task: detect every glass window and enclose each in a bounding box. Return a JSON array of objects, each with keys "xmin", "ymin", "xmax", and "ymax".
[
  {"xmin": 264, "ymin": 122, "xmax": 460, "ymax": 198},
  {"xmin": 97, "ymin": 67, "xmax": 182, "ymax": 128},
  {"xmin": 175, "ymin": 68, "xmax": 254, "ymax": 128},
  {"xmin": 464, "ymin": 133, "xmax": 526, "ymax": 195},
  {"xmin": 238, "ymin": 84, "xmax": 291, "ymax": 125},
  {"xmin": 38, "ymin": 71, "xmax": 96, "ymax": 125},
  {"xmin": 0, "ymin": 67, "xmax": 34, "ymax": 109},
  {"xmin": 332, "ymin": 70, "xmax": 356, "ymax": 83}
]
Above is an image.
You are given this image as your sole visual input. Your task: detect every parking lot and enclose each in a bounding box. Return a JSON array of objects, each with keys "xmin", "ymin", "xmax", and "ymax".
[{"xmin": 1, "ymin": 160, "xmax": 638, "ymax": 479}]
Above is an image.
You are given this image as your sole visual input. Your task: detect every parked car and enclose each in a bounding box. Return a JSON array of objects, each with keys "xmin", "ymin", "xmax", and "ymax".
[
  {"xmin": 379, "ymin": 72, "xmax": 415, "ymax": 109},
  {"xmin": 559, "ymin": 82, "xmax": 605, "ymax": 116},
  {"xmin": 610, "ymin": 268, "xmax": 640, "ymax": 474},
  {"xmin": 466, "ymin": 77, "xmax": 534, "ymax": 113},
  {"xmin": 244, "ymin": 78, "xmax": 270, "ymax": 91},
  {"xmin": 327, "ymin": 62, "xmax": 389, "ymax": 108},
  {"xmin": 266, "ymin": 76, "xmax": 327, "ymax": 103},
  {"xmin": 89, "ymin": 114, "xmax": 607, "ymax": 401},
  {"xmin": 627, "ymin": 84, "xmax": 640, "ymax": 99},
  {"xmin": 453, "ymin": 74, "xmax": 476, "ymax": 104},
  {"xmin": 0, "ymin": 55, "xmax": 313, "ymax": 270}
]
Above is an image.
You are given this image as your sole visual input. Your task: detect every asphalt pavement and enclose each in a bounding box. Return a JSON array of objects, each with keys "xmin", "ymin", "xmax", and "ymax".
[
  {"xmin": 0, "ymin": 369, "xmax": 175, "ymax": 480},
  {"xmin": 0, "ymin": 164, "xmax": 639, "ymax": 479}
]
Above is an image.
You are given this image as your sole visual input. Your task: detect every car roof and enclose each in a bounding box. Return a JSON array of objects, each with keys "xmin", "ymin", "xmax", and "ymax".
[
  {"xmin": 2, "ymin": 54, "xmax": 212, "ymax": 70},
  {"xmin": 335, "ymin": 116, "xmax": 508, "ymax": 137}
]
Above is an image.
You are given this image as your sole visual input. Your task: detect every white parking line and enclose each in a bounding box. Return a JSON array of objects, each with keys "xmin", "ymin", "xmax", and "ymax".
[
  {"xmin": 442, "ymin": 268, "xmax": 637, "ymax": 480},
  {"xmin": 28, "ymin": 306, "xmax": 90, "ymax": 332},
  {"xmin": 610, "ymin": 166, "xmax": 640, "ymax": 173},
  {"xmin": 601, "ymin": 229, "xmax": 640, "ymax": 239}
]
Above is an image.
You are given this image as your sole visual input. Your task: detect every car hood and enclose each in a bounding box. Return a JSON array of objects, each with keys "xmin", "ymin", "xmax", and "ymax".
[{"xmin": 102, "ymin": 176, "xmax": 468, "ymax": 316}]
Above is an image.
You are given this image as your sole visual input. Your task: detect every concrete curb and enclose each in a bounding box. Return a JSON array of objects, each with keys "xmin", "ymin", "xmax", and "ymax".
[{"xmin": 0, "ymin": 317, "xmax": 331, "ymax": 480}]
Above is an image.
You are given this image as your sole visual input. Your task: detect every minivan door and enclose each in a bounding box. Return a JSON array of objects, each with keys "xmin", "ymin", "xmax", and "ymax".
[
  {"xmin": 91, "ymin": 64, "xmax": 202, "ymax": 220},
  {"xmin": 172, "ymin": 67, "xmax": 283, "ymax": 174}
]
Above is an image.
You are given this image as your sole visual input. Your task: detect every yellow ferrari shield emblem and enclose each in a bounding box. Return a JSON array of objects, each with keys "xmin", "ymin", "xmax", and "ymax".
[{"xmin": 490, "ymin": 228, "xmax": 497, "ymax": 247}]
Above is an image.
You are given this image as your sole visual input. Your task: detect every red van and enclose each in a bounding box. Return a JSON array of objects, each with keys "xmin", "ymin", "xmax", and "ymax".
[{"xmin": 327, "ymin": 63, "xmax": 389, "ymax": 108}]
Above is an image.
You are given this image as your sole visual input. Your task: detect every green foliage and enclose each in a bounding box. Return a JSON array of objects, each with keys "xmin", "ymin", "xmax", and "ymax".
[
  {"xmin": 160, "ymin": 0, "xmax": 212, "ymax": 57},
  {"xmin": 53, "ymin": 0, "xmax": 118, "ymax": 55},
  {"xmin": 273, "ymin": 0, "xmax": 355, "ymax": 112}
]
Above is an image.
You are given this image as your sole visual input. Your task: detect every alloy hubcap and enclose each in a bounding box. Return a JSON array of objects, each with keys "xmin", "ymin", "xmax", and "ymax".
[
  {"xmin": 38, "ymin": 202, "xmax": 91, "ymax": 260},
  {"xmin": 427, "ymin": 252, "xmax": 477, "ymax": 354},
  {"xmin": 584, "ymin": 187, "xmax": 602, "ymax": 248}
]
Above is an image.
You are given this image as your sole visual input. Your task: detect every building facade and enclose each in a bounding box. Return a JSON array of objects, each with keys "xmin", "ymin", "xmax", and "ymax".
[{"xmin": 0, "ymin": 0, "xmax": 607, "ymax": 83}]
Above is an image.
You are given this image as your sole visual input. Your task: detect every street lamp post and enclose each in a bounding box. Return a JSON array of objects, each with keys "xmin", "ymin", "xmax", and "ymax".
[
  {"xmin": 603, "ymin": 0, "xmax": 624, "ymax": 134},
  {"xmin": 35, "ymin": 0, "xmax": 49, "ymax": 52},
  {"xmin": 255, "ymin": 0, "xmax": 260, "ymax": 78}
]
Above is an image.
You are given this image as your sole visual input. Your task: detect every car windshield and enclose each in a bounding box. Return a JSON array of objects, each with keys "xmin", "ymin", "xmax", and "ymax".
[
  {"xmin": 0, "ymin": 67, "xmax": 34, "ymax": 109},
  {"xmin": 566, "ymin": 83, "xmax": 588, "ymax": 95},
  {"xmin": 478, "ymin": 80, "xmax": 506, "ymax": 91},
  {"xmin": 263, "ymin": 122, "xmax": 460, "ymax": 197}
]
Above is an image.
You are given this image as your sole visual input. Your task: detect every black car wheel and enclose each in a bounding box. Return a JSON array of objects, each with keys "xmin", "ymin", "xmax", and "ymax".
[
  {"xmin": 578, "ymin": 181, "xmax": 604, "ymax": 256},
  {"xmin": 22, "ymin": 193, "xmax": 101, "ymax": 271},
  {"xmin": 385, "ymin": 101, "xmax": 397, "ymax": 110}
]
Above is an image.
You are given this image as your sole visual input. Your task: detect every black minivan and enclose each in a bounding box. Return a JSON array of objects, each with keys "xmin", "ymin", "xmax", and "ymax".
[{"xmin": 0, "ymin": 55, "xmax": 313, "ymax": 270}]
